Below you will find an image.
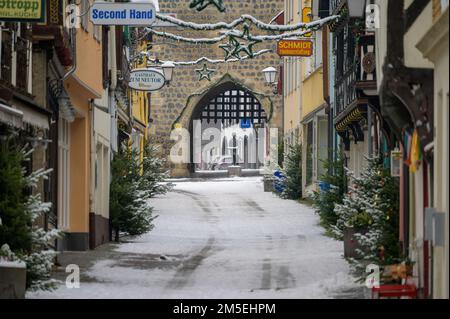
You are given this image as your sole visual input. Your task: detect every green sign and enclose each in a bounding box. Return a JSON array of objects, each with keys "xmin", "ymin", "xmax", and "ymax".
[{"xmin": 0, "ymin": 0, "xmax": 46, "ymax": 23}]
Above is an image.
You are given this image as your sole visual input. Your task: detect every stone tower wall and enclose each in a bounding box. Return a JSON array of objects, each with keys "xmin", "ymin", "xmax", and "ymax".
[{"xmin": 149, "ymin": 0, "xmax": 284, "ymax": 176}]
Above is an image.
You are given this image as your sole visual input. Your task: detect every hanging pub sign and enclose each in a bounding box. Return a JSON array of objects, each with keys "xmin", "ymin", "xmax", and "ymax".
[
  {"xmin": 277, "ymin": 40, "xmax": 313, "ymax": 57},
  {"xmin": 129, "ymin": 68, "xmax": 166, "ymax": 91},
  {"xmin": 390, "ymin": 148, "xmax": 402, "ymax": 177},
  {"xmin": 90, "ymin": 1, "xmax": 156, "ymax": 26},
  {"xmin": 0, "ymin": 0, "xmax": 46, "ymax": 23},
  {"xmin": 302, "ymin": 7, "xmax": 313, "ymax": 37}
]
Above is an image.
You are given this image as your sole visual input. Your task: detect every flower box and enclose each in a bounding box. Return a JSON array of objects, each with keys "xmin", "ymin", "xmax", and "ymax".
[{"xmin": 0, "ymin": 261, "xmax": 26, "ymax": 299}]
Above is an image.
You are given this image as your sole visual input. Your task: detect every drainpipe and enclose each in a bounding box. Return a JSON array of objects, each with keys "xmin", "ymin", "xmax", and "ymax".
[
  {"xmin": 62, "ymin": 26, "xmax": 77, "ymax": 83},
  {"xmin": 110, "ymin": 26, "xmax": 117, "ymax": 91},
  {"xmin": 367, "ymin": 106, "xmax": 373, "ymax": 157},
  {"xmin": 109, "ymin": 26, "xmax": 118, "ymax": 153},
  {"xmin": 89, "ymin": 100, "xmax": 96, "ymax": 239}
]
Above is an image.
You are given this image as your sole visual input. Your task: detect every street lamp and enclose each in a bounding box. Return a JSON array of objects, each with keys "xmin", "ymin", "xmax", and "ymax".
[
  {"xmin": 161, "ymin": 61, "xmax": 175, "ymax": 85},
  {"xmin": 262, "ymin": 67, "xmax": 278, "ymax": 94},
  {"xmin": 347, "ymin": 0, "xmax": 366, "ymax": 18}
]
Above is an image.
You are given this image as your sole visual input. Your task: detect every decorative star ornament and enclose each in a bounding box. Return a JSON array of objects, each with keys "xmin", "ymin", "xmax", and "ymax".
[
  {"xmin": 235, "ymin": 24, "xmax": 262, "ymax": 58},
  {"xmin": 219, "ymin": 36, "xmax": 241, "ymax": 61},
  {"xmin": 195, "ymin": 64, "xmax": 215, "ymax": 81},
  {"xmin": 189, "ymin": 0, "xmax": 226, "ymax": 12},
  {"xmin": 220, "ymin": 24, "xmax": 262, "ymax": 60}
]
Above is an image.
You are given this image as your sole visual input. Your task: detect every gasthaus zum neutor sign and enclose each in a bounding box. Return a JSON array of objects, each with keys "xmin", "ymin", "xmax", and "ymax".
[
  {"xmin": 129, "ymin": 68, "xmax": 166, "ymax": 92},
  {"xmin": 90, "ymin": 1, "xmax": 156, "ymax": 26}
]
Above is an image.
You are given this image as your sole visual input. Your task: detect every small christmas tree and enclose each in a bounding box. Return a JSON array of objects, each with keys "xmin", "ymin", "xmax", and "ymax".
[
  {"xmin": 332, "ymin": 156, "xmax": 400, "ymax": 280},
  {"xmin": 280, "ymin": 143, "xmax": 302, "ymax": 200},
  {"xmin": 139, "ymin": 145, "xmax": 173, "ymax": 199},
  {"xmin": 110, "ymin": 144, "xmax": 173, "ymax": 241},
  {"xmin": 0, "ymin": 138, "xmax": 30, "ymax": 252},
  {"xmin": 313, "ymin": 149, "xmax": 346, "ymax": 234},
  {"xmin": 0, "ymin": 139, "xmax": 61, "ymax": 291}
]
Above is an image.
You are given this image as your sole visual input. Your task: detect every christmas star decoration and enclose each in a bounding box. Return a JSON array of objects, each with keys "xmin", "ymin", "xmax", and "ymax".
[
  {"xmin": 189, "ymin": 0, "xmax": 226, "ymax": 12},
  {"xmin": 236, "ymin": 25, "xmax": 262, "ymax": 57},
  {"xmin": 219, "ymin": 36, "xmax": 241, "ymax": 61},
  {"xmin": 233, "ymin": 39, "xmax": 259, "ymax": 58},
  {"xmin": 219, "ymin": 24, "xmax": 262, "ymax": 60},
  {"xmin": 195, "ymin": 64, "xmax": 215, "ymax": 81},
  {"xmin": 236, "ymin": 23, "xmax": 260, "ymax": 42}
]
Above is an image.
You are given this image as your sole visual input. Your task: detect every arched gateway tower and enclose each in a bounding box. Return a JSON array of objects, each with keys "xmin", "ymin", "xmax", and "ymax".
[{"xmin": 148, "ymin": 0, "xmax": 284, "ymax": 177}]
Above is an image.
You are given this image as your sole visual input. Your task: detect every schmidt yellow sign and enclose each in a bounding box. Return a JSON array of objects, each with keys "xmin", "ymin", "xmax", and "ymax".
[
  {"xmin": 0, "ymin": 0, "xmax": 45, "ymax": 22},
  {"xmin": 277, "ymin": 40, "xmax": 313, "ymax": 57}
]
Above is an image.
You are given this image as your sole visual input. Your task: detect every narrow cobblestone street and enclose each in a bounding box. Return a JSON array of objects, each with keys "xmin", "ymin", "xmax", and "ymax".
[{"xmin": 29, "ymin": 177, "xmax": 364, "ymax": 299}]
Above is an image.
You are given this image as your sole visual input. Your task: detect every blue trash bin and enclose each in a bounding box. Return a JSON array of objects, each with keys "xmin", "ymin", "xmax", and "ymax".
[
  {"xmin": 273, "ymin": 170, "xmax": 285, "ymax": 193},
  {"xmin": 318, "ymin": 181, "xmax": 330, "ymax": 192}
]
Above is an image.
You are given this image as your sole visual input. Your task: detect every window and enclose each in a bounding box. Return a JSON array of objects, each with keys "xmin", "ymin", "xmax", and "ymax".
[
  {"xmin": 304, "ymin": 54, "xmax": 312, "ymax": 77},
  {"xmin": 315, "ymin": 30, "xmax": 323, "ymax": 69},
  {"xmin": 290, "ymin": 0, "xmax": 294, "ymax": 21},
  {"xmin": 286, "ymin": 0, "xmax": 294, "ymax": 22},
  {"xmin": 306, "ymin": 121, "xmax": 314, "ymax": 185},
  {"xmin": 0, "ymin": 24, "xmax": 12, "ymax": 82},
  {"xmin": 95, "ymin": 143, "xmax": 110, "ymax": 218},
  {"xmin": 15, "ymin": 25, "xmax": 31, "ymax": 92},
  {"xmin": 294, "ymin": 58, "xmax": 298, "ymax": 90},
  {"xmin": 284, "ymin": 57, "xmax": 288, "ymax": 96},
  {"xmin": 58, "ymin": 118, "xmax": 70, "ymax": 229}
]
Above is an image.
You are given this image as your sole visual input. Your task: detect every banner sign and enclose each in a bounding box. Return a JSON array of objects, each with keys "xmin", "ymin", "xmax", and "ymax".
[
  {"xmin": 302, "ymin": 7, "xmax": 313, "ymax": 37},
  {"xmin": 277, "ymin": 40, "xmax": 313, "ymax": 57},
  {"xmin": 129, "ymin": 68, "xmax": 166, "ymax": 92},
  {"xmin": 90, "ymin": 1, "xmax": 156, "ymax": 26},
  {"xmin": 0, "ymin": 0, "xmax": 46, "ymax": 23}
]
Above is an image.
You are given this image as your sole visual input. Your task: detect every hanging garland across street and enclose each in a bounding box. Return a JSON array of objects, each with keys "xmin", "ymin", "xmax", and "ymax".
[
  {"xmin": 133, "ymin": 9, "xmax": 340, "ymax": 71},
  {"xmin": 153, "ymin": 13, "xmax": 339, "ymax": 32},
  {"xmin": 146, "ymin": 49, "xmax": 272, "ymax": 66},
  {"xmin": 145, "ymin": 28, "xmax": 314, "ymax": 44}
]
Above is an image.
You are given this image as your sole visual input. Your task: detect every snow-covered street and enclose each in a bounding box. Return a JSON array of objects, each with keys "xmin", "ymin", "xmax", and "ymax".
[{"xmin": 29, "ymin": 177, "xmax": 363, "ymax": 299}]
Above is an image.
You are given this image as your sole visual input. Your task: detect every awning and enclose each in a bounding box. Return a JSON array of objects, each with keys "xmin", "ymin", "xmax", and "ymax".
[
  {"xmin": 15, "ymin": 104, "xmax": 50, "ymax": 130},
  {"xmin": 0, "ymin": 103, "xmax": 23, "ymax": 129}
]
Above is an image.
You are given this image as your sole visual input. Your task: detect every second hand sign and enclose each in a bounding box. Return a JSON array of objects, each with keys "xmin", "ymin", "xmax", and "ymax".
[{"xmin": 90, "ymin": 1, "xmax": 156, "ymax": 26}]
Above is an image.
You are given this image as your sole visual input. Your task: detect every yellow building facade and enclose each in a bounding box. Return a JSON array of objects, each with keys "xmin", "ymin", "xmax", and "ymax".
[
  {"xmin": 283, "ymin": 0, "xmax": 303, "ymax": 149},
  {"xmin": 129, "ymin": 34, "xmax": 152, "ymax": 166},
  {"xmin": 60, "ymin": 0, "xmax": 103, "ymax": 250},
  {"xmin": 283, "ymin": 0, "xmax": 328, "ymax": 196}
]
